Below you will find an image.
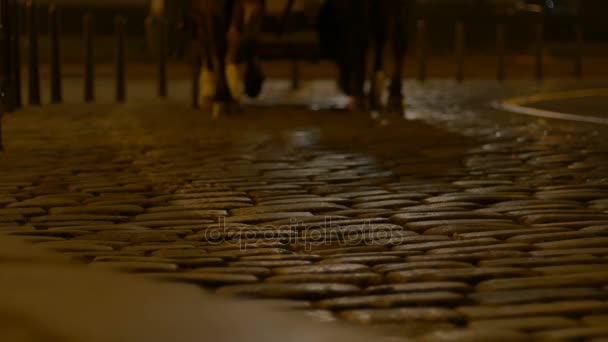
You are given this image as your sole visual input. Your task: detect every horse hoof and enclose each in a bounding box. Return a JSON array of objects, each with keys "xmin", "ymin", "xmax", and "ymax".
[
  {"xmin": 211, "ymin": 102, "xmax": 231, "ymax": 119},
  {"xmin": 226, "ymin": 64, "xmax": 241, "ymax": 103},
  {"xmin": 198, "ymin": 97, "xmax": 213, "ymax": 109},
  {"xmin": 230, "ymin": 102, "xmax": 243, "ymax": 115},
  {"xmin": 211, "ymin": 102, "xmax": 242, "ymax": 118},
  {"xmin": 245, "ymin": 61, "xmax": 265, "ymax": 98},
  {"xmin": 199, "ymin": 69, "xmax": 216, "ymax": 100},
  {"xmin": 348, "ymin": 97, "xmax": 368, "ymax": 112},
  {"xmin": 387, "ymin": 97, "xmax": 405, "ymax": 115},
  {"xmin": 370, "ymin": 71, "xmax": 385, "ymax": 109},
  {"xmin": 377, "ymin": 118, "xmax": 390, "ymax": 127}
]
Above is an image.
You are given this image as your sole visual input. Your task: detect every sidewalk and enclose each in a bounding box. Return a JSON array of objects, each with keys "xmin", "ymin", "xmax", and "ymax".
[
  {"xmin": 0, "ymin": 236, "xmax": 378, "ymax": 342},
  {"xmin": 1, "ymin": 79, "xmax": 608, "ymax": 341}
]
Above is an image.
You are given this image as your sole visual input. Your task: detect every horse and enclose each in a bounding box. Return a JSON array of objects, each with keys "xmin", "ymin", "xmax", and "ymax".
[
  {"xmin": 317, "ymin": 0, "xmax": 412, "ymax": 113},
  {"xmin": 191, "ymin": 0, "xmax": 266, "ymax": 117},
  {"xmin": 189, "ymin": 0, "xmax": 411, "ymax": 116}
]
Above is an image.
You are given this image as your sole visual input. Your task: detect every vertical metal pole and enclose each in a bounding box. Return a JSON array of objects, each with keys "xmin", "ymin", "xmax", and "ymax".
[
  {"xmin": 192, "ymin": 56, "xmax": 201, "ymax": 109},
  {"xmin": 1, "ymin": 0, "xmax": 10, "ymax": 150},
  {"xmin": 454, "ymin": 21, "xmax": 465, "ymax": 83},
  {"xmin": 49, "ymin": 4, "xmax": 61, "ymax": 103},
  {"xmin": 26, "ymin": 0, "xmax": 40, "ymax": 105},
  {"xmin": 83, "ymin": 13, "xmax": 94, "ymax": 103},
  {"xmin": 575, "ymin": 23, "xmax": 583, "ymax": 79},
  {"xmin": 158, "ymin": 18, "xmax": 167, "ymax": 98},
  {"xmin": 534, "ymin": 22, "xmax": 543, "ymax": 81},
  {"xmin": 416, "ymin": 19, "xmax": 427, "ymax": 83},
  {"xmin": 496, "ymin": 22, "xmax": 505, "ymax": 82},
  {"xmin": 290, "ymin": 59, "xmax": 300, "ymax": 90},
  {"xmin": 0, "ymin": 0, "xmax": 9, "ymax": 104},
  {"xmin": 9, "ymin": 0, "xmax": 20, "ymax": 108},
  {"xmin": 1, "ymin": 0, "xmax": 11, "ymax": 110},
  {"xmin": 115, "ymin": 15, "xmax": 126, "ymax": 103}
]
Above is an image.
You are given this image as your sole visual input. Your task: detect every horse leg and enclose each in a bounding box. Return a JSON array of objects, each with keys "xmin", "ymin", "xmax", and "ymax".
[
  {"xmin": 349, "ymin": 44, "xmax": 368, "ymax": 112},
  {"xmin": 370, "ymin": 1, "xmax": 388, "ymax": 113},
  {"xmin": 193, "ymin": 14, "xmax": 216, "ymax": 110},
  {"xmin": 339, "ymin": 0, "xmax": 370, "ymax": 112},
  {"xmin": 207, "ymin": 9, "xmax": 233, "ymax": 118},
  {"xmin": 198, "ymin": 53, "xmax": 216, "ymax": 108},
  {"xmin": 387, "ymin": 0, "xmax": 409, "ymax": 113},
  {"xmin": 243, "ymin": 0, "xmax": 266, "ymax": 99},
  {"xmin": 226, "ymin": 0, "xmax": 266, "ymax": 100},
  {"xmin": 226, "ymin": 8, "xmax": 242, "ymax": 105},
  {"xmin": 225, "ymin": 51, "xmax": 241, "ymax": 105}
]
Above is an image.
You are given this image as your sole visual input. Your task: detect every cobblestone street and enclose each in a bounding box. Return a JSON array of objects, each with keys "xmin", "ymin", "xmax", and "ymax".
[{"xmin": 1, "ymin": 79, "xmax": 608, "ymax": 341}]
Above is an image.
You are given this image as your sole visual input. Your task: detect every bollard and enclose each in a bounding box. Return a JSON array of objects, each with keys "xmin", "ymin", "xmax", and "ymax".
[
  {"xmin": 49, "ymin": 4, "xmax": 61, "ymax": 103},
  {"xmin": 454, "ymin": 21, "xmax": 465, "ymax": 83},
  {"xmin": 9, "ymin": 0, "xmax": 21, "ymax": 108},
  {"xmin": 1, "ymin": 0, "xmax": 12, "ymax": 113},
  {"xmin": 416, "ymin": 19, "xmax": 427, "ymax": 83},
  {"xmin": 83, "ymin": 13, "xmax": 94, "ymax": 103},
  {"xmin": 115, "ymin": 15, "xmax": 126, "ymax": 103},
  {"xmin": 1, "ymin": 0, "xmax": 10, "ymax": 149},
  {"xmin": 157, "ymin": 18, "xmax": 167, "ymax": 98},
  {"xmin": 191, "ymin": 56, "xmax": 201, "ymax": 109},
  {"xmin": 290, "ymin": 59, "xmax": 300, "ymax": 90},
  {"xmin": 26, "ymin": 0, "xmax": 40, "ymax": 105},
  {"xmin": 0, "ymin": 0, "xmax": 10, "ymax": 103},
  {"xmin": 534, "ymin": 22, "xmax": 543, "ymax": 81},
  {"xmin": 496, "ymin": 22, "xmax": 505, "ymax": 82},
  {"xmin": 575, "ymin": 23, "xmax": 583, "ymax": 79}
]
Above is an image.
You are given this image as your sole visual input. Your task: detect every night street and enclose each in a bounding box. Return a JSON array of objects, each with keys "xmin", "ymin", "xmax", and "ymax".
[
  {"xmin": 2, "ymin": 78, "xmax": 608, "ymax": 340},
  {"xmin": 3, "ymin": 0, "xmax": 608, "ymax": 340}
]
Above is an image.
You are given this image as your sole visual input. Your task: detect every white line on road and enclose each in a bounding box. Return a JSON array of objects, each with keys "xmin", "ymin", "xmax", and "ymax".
[{"xmin": 492, "ymin": 88, "xmax": 608, "ymax": 125}]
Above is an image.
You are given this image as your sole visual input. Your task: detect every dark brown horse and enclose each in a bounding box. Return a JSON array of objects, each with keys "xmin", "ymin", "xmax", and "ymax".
[
  {"xmin": 191, "ymin": 0, "xmax": 266, "ymax": 117},
  {"xmin": 191, "ymin": 0, "xmax": 411, "ymax": 116},
  {"xmin": 318, "ymin": 0, "xmax": 412, "ymax": 113}
]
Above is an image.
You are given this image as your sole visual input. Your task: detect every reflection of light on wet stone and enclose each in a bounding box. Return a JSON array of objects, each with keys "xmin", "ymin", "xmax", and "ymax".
[
  {"xmin": 285, "ymin": 129, "xmax": 321, "ymax": 148},
  {"xmin": 309, "ymin": 96, "xmax": 350, "ymax": 111},
  {"xmin": 306, "ymin": 310, "xmax": 337, "ymax": 323},
  {"xmin": 404, "ymin": 110, "xmax": 425, "ymax": 121},
  {"xmin": 242, "ymin": 80, "xmax": 349, "ymax": 109}
]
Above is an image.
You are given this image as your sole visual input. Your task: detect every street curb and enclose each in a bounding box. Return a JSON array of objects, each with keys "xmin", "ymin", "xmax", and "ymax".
[
  {"xmin": 491, "ymin": 88, "xmax": 608, "ymax": 125},
  {"xmin": 0, "ymin": 234, "xmax": 379, "ymax": 342}
]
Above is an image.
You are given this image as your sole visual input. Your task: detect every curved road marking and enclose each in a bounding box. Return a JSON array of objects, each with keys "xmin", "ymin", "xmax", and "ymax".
[{"xmin": 492, "ymin": 88, "xmax": 608, "ymax": 125}]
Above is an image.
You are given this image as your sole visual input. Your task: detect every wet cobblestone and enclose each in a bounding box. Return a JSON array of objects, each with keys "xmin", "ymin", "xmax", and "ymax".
[{"xmin": 1, "ymin": 80, "xmax": 608, "ymax": 340}]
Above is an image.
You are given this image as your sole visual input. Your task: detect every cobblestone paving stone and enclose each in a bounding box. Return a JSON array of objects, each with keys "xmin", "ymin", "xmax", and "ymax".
[{"xmin": 2, "ymin": 80, "xmax": 608, "ymax": 340}]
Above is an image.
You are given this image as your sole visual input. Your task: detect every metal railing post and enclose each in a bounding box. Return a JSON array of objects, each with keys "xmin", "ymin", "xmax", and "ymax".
[
  {"xmin": 416, "ymin": 19, "xmax": 427, "ymax": 82},
  {"xmin": 83, "ymin": 13, "xmax": 94, "ymax": 103},
  {"xmin": 24, "ymin": 2, "xmax": 36, "ymax": 106},
  {"xmin": 454, "ymin": 21, "xmax": 465, "ymax": 82},
  {"xmin": 1, "ymin": 0, "xmax": 10, "ymax": 150},
  {"xmin": 192, "ymin": 56, "xmax": 201, "ymax": 109},
  {"xmin": 26, "ymin": 0, "xmax": 40, "ymax": 105},
  {"xmin": 115, "ymin": 15, "xmax": 126, "ymax": 103},
  {"xmin": 496, "ymin": 22, "xmax": 505, "ymax": 82},
  {"xmin": 534, "ymin": 21, "xmax": 544, "ymax": 81},
  {"xmin": 9, "ymin": 0, "xmax": 20, "ymax": 108},
  {"xmin": 291, "ymin": 59, "xmax": 300, "ymax": 90},
  {"xmin": 49, "ymin": 4, "xmax": 62, "ymax": 103},
  {"xmin": 157, "ymin": 18, "xmax": 167, "ymax": 98},
  {"xmin": 575, "ymin": 23, "xmax": 583, "ymax": 79}
]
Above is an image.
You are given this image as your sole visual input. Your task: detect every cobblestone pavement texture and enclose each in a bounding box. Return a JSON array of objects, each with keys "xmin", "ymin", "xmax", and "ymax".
[
  {"xmin": 2, "ymin": 79, "xmax": 608, "ymax": 341},
  {"xmin": 0, "ymin": 235, "xmax": 383, "ymax": 342}
]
